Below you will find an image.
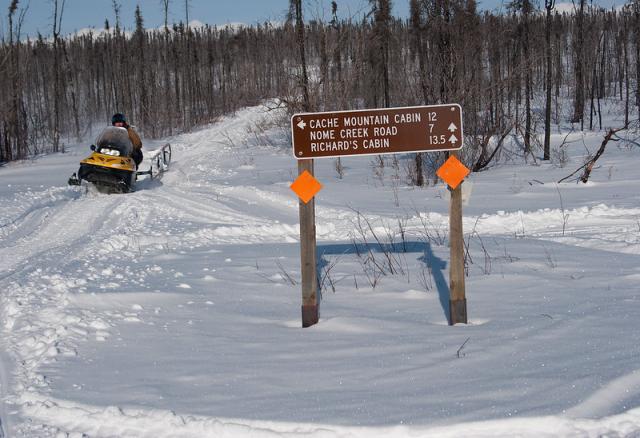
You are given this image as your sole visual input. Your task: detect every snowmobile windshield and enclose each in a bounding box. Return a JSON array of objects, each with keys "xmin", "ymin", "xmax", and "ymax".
[{"xmin": 95, "ymin": 127, "xmax": 133, "ymax": 157}]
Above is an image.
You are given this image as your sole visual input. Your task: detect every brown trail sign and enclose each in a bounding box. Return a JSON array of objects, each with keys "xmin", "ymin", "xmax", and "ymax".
[
  {"xmin": 292, "ymin": 104, "xmax": 463, "ymax": 159},
  {"xmin": 290, "ymin": 104, "xmax": 469, "ymax": 328}
]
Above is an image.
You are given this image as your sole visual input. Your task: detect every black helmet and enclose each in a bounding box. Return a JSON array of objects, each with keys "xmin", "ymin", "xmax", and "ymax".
[{"xmin": 111, "ymin": 113, "xmax": 127, "ymax": 125}]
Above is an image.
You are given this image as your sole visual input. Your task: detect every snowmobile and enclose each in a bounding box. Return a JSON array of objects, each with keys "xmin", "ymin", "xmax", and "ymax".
[{"xmin": 68, "ymin": 126, "xmax": 171, "ymax": 193}]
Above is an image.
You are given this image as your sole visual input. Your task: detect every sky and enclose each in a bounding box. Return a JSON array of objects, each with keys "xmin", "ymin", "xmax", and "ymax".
[{"xmin": 2, "ymin": 0, "xmax": 624, "ymax": 39}]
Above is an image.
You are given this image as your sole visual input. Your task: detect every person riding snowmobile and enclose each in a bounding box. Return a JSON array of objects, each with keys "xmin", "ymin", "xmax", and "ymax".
[{"xmin": 111, "ymin": 113, "xmax": 143, "ymax": 167}]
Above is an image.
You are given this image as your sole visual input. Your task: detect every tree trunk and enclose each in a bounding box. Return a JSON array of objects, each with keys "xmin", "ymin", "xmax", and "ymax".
[
  {"xmin": 294, "ymin": 0, "xmax": 310, "ymax": 111},
  {"xmin": 543, "ymin": 1, "xmax": 554, "ymax": 160},
  {"xmin": 572, "ymin": 0, "xmax": 586, "ymax": 125},
  {"xmin": 635, "ymin": 5, "xmax": 640, "ymax": 120},
  {"xmin": 52, "ymin": 0, "xmax": 62, "ymax": 153}
]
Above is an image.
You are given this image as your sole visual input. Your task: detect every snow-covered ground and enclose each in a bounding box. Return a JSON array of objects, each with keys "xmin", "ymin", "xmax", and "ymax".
[{"xmin": 0, "ymin": 105, "xmax": 639, "ymax": 437}]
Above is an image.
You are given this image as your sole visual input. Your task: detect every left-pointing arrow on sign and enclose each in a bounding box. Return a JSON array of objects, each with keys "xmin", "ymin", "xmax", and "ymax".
[{"xmin": 297, "ymin": 120, "xmax": 307, "ymax": 130}]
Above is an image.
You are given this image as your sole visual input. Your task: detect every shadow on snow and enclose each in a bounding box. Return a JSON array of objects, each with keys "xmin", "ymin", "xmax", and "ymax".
[{"xmin": 316, "ymin": 241, "xmax": 450, "ymax": 323}]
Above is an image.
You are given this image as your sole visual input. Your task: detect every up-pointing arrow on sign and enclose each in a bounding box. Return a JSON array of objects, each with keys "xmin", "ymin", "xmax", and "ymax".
[
  {"xmin": 449, "ymin": 134, "xmax": 458, "ymax": 144},
  {"xmin": 297, "ymin": 120, "xmax": 307, "ymax": 130},
  {"xmin": 448, "ymin": 123, "xmax": 458, "ymax": 132}
]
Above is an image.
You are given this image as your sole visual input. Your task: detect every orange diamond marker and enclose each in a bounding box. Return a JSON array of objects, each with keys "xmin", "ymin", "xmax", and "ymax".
[
  {"xmin": 290, "ymin": 170, "xmax": 322, "ymax": 204},
  {"xmin": 437, "ymin": 156, "xmax": 470, "ymax": 189}
]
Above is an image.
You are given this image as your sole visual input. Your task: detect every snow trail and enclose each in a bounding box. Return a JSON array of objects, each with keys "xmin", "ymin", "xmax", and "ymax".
[
  {"xmin": 1, "ymin": 104, "xmax": 639, "ymax": 436},
  {"xmin": 567, "ymin": 369, "xmax": 640, "ymax": 418},
  {"xmin": 17, "ymin": 393, "xmax": 640, "ymax": 438}
]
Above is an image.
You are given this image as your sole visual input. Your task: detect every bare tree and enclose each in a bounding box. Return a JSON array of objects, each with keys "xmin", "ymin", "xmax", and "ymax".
[
  {"xmin": 134, "ymin": 5, "xmax": 148, "ymax": 133},
  {"xmin": 289, "ymin": 0, "xmax": 310, "ymax": 110},
  {"xmin": 409, "ymin": 0, "xmax": 425, "ymax": 186},
  {"xmin": 368, "ymin": 0, "xmax": 392, "ymax": 108},
  {"xmin": 112, "ymin": 0, "xmax": 121, "ymax": 32},
  {"xmin": 5, "ymin": 0, "xmax": 28, "ymax": 160},
  {"xmin": 559, "ymin": 126, "xmax": 627, "ymax": 184},
  {"xmin": 52, "ymin": 0, "xmax": 66, "ymax": 152},
  {"xmin": 572, "ymin": 0, "xmax": 586, "ymax": 126},
  {"xmin": 161, "ymin": 0, "xmax": 171, "ymax": 135},
  {"xmin": 512, "ymin": 0, "xmax": 534, "ymax": 158},
  {"xmin": 161, "ymin": 0, "xmax": 171, "ymax": 32},
  {"xmin": 633, "ymin": 0, "xmax": 640, "ymax": 121},
  {"xmin": 543, "ymin": 0, "xmax": 555, "ymax": 160}
]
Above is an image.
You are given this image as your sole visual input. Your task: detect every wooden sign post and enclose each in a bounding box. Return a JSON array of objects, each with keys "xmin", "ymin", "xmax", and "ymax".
[
  {"xmin": 291, "ymin": 104, "xmax": 468, "ymax": 327},
  {"xmin": 297, "ymin": 159, "xmax": 319, "ymax": 327},
  {"xmin": 447, "ymin": 153, "xmax": 467, "ymax": 324},
  {"xmin": 436, "ymin": 153, "xmax": 470, "ymax": 324}
]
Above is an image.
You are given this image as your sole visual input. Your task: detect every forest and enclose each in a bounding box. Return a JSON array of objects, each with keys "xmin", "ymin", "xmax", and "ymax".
[{"xmin": 1, "ymin": 0, "xmax": 639, "ymax": 183}]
